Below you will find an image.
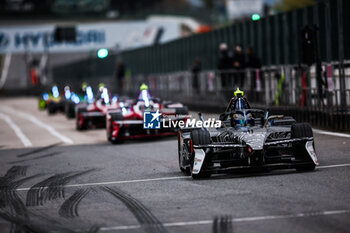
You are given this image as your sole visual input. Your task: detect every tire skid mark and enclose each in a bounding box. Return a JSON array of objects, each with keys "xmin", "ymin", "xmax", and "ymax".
[
  {"xmin": 26, "ymin": 172, "xmax": 71, "ymax": 207},
  {"xmin": 9, "ymin": 174, "xmax": 43, "ymax": 190},
  {"xmin": 0, "ymin": 167, "xmax": 100, "ymax": 233},
  {"xmin": 212, "ymin": 215, "xmax": 233, "ymax": 233},
  {"xmin": 9, "ymin": 151, "xmax": 63, "ymax": 164},
  {"xmin": 0, "ymin": 166, "xmax": 29, "ymax": 209},
  {"xmin": 0, "ymin": 210, "xmax": 93, "ymax": 233},
  {"xmin": 0, "ymin": 174, "xmax": 42, "ymax": 210},
  {"xmin": 59, "ymin": 188, "xmax": 91, "ymax": 218},
  {"xmin": 86, "ymin": 225, "xmax": 101, "ymax": 233},
  {"xmin": 16, "ymin": 143, "xmax": 61, "ymax": 158},
  {"xmin": 26, "ymin": 169, "xmax": 97, "ymax": 207},
  {"xmin": 0, "ymin": 211, "xmax": 47, "ymax": 233},
  {"xmin": 101, "ymin": 186, "xmax": 168, "ymax": 233},
  {"xmin": 0, "ymin": 166, "xmax": 33, "ymax": 233},
  {"xmin": 2, "ymin": 166, "xmax": 28, "ymax": 181}
]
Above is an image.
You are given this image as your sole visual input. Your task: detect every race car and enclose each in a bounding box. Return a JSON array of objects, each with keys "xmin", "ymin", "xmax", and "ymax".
[
  {"xmin": 63, "ymin": 83, "xmax": 89, "ymax": 119},
  {"xmin": 38, "ymin": 92, "xmax": 50, "ymax": 110},
  {"xmin": 75, "ymin": 85, "xmax": 119, "ymax": 130},
  {"xmin": 178, "ymin": 88, "xmax": 318, "ymax": 179},
  {"xmin": 45, "ymin": 85, "xmax": 65, "ymax": 115},
  {"xmin": 106, "ymin": 83, "xmax": 189, "ymax": 143}
]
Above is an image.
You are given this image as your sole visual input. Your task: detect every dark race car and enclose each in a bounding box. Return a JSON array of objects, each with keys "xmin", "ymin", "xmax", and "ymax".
[
  {"xmin": 178, "ymin": 88, "xmax": 318, "ymax": 179},
  {"xmin": 45, "ymin": 85, "xmax": 65, "ymax": 115},
  {"xmin": 63, "ymin": 84, "xmax": 91, "ymax": 119},
  {"xmin": 76, "ymin": 87, "xmax": 119, "ymax": 130},
  {"xmin": 106, "ymin": 84, "xmax": 189, "ymax": 143},
  {"xmin": 38, "ymin": 92, "xmax": 50, "ymax": 110}
]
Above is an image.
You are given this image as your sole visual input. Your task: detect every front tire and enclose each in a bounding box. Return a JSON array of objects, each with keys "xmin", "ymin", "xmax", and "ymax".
[
  {"xmin": 178, "ymin": 131, "xmax": 190, "ymax": 174},
  {"xmin": 292, "ymin": 123, "xmax": 316, "ymax": 171},
  {"xmin": 47, "ymin": 102, "xmax": 56, "ymax": 115},
  {"xmin": 190, "ymin": 129, "xmax": 211, "ymax": 179}
]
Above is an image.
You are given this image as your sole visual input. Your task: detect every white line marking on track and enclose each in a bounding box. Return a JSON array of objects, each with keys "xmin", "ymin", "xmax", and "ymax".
[
  {"xmin": 100, "ymin": 209, "xmax": 350, "ymax": 231},
  {"xmin": 313, "ymin": 128, "xmax": 350, "ymax": 138},
  {"xmin": 317, "ymin": 163, "xmax": 350, "ymax": 169},
  {"xmin": 0, "ymin": 112, "xmax": 32, "ymax": 147},
  {"xmin": 15, "ymin": 163, "xmax": 350, "ymax": 192},
  {"xmin": 0, "ymin": 106, "xmax": 73, "ymax": 145},
  {"xmin": 16, "ymin": 176, "xmax": 190, "ymax": 191}
]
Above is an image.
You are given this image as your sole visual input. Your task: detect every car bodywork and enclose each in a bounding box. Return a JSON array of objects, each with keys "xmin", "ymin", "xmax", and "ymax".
[
  {"xmin": 178, "ymin": 91, "xmax": 318, "ymax": 179},
  {"xmin": 76, "ymin": 88, "xmax": 119, "ymax": 130},
  {"xmin": 106, "ymin": 89, "xmax": 188, "ymax": 142},
  {"xmin": 41, "ymin": 86, "xmax": 65, "ymax": 115}
]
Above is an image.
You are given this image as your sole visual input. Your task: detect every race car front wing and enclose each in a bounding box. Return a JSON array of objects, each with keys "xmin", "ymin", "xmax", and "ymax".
[{"xmin": 191, "ymin": 137, "xmax": 318, "ymax": 174}]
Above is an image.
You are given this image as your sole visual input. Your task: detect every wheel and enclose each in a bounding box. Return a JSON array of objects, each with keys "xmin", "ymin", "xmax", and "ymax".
[
  {"xmin": 178, "ymin": 131, "xmax": 190, "ymax": 174},
  {"xmin": 65, "ymin": 102, "xmax": 75, "ymax": 119},
  {"xmin": 291, "ymin": 123, "xmax": 316, "ymax": 171},
  {"xmin": 76, "ymin": 107, "xmax": 88, "ymax": 130},
  {"xmin": 296, "ymin": 164, "xmax": 316, "ymax": 171},
  {"xmin": 107, "ymin": 112, "xmax": 123, "ymax": 143},
  {"xmin": 175, "ymin": 106, "xmax": 189, "ymax": 115},
  {"xmin": 190, "ymin": 129, "xmax": 211, "ymax": 179},
  {"xmin": 39, "ymin": 99, "xmax": 46, "ymax": 110},
  {"xmin": 47, "ymin": 102, "xmax": 56, "ymax": 115}
]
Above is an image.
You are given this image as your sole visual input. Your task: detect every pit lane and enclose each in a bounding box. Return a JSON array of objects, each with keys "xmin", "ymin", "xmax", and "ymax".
[{"xmin": 0, "ymin": 97, "xmax": 349, "ymax": 233}]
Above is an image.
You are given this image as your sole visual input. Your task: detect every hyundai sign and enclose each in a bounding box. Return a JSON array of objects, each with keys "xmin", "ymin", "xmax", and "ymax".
[{"xmin": 0, "ymin": 21, "xmax": 179, "ymax": 54}]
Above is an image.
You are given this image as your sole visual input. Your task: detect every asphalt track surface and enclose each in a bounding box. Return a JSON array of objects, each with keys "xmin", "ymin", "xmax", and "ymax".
[{"xmin": 0, "ymin": 98, "xmax": 349, "ymax": 233}]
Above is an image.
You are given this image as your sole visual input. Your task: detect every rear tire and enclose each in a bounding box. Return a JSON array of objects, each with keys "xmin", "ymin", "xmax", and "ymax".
[
  {"xmin": 190, "ymin": 129, "xmax": 211, "ymax": 179},
  {"xmin": 76, "ymin": 107, "xmax": 88, "ymax": 130},
  {"xmin": 175, "ymin": 106, "xmax": 189, "ymax": 115},
  {"xmin": 65, "ymin": 102, "xmax": 76, "ymax": 119},
  {"xmin": 107, "ymin": 112, "xmax": 123, "ymax": 143},
  {"xmin": 291, "ymin": 123, "xmax": 316, "ymax": 171},
  {"xmin": 47, "ymin": 102, "xmax": 56, "ymax": 115}
]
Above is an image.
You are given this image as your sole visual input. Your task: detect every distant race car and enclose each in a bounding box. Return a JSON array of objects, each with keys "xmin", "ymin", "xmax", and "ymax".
[
  {"xmin": 106, "ymin": 84, "xmax": 189, "ymax": 143},
  {"xmin": 64, "ymin": 93, "xmax": 82, "ymax": 119},
  {"xmin": 63, "ymin": 84, "xmax": 90, "ymax": 119},
  {"xmin": 38, "ymin": 92, "xmax": 50, "ymax": 110},
  {"xmin": 45, "ymin": 85, "xmax": 65, "ymax": 115},
  {"xmin": 178, "ymin": 88, "xmax": 318, "ymax": 179},
  {"xmin": 76, "ymin": 86, "xmax": 119, "ymax": 130}
]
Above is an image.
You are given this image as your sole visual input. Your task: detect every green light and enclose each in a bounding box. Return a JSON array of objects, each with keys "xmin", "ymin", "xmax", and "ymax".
[
  {"xmin": 97, "ymin": 48, "xmax": 108, "ymax": 59},
  {"xmin": 252, "ymin": 14, "xmax": 261, "ymax": 21}
]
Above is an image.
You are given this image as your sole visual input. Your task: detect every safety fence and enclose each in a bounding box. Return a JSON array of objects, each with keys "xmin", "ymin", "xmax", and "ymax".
[
  {"xmin": 120, "ymin": 0, "xmax": 350, "ymax": 73},
  {"xmin": 51, "ymin": 62, "xmax": 350, "ymax": 130},
  {"xmin": 117, "ymin": 64, "xmax": 350, "ymax": 131}
]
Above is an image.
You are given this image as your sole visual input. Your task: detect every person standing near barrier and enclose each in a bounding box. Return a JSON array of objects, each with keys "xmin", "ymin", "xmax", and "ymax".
[
  {"xmin": 115, "ymin": 60, "xmax": 125, "ymax": 94},
  {"xmin": 191, "ymin": 57, "xmax": 201, "ymax": 92},
  {"xmin": 232, "ymin": 45, "xmax": 245, "ymax": 88},
  {"xmin": 246, "ymin": 47, "xmax": 262, "ymax": 91},
  {"xmin": 217, "ymin": 43, "xmax": 233, "ymax": 88}
]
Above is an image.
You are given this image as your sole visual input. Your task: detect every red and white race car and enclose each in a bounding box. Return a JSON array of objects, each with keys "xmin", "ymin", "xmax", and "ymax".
[
  {"xmin": 106, "ymin": 84, "xmax": 188, "ymax": 143},
  {"xmin": 76, "ymin": 87, "xmax": 121, "ymax": 130}
]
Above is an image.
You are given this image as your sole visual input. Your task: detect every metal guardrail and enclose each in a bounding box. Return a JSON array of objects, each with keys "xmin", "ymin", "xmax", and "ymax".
[
  {"xmin": 122, "ymin": 67, "xmax": 349, "ymax": 105},
  {"xmin": 118, "ymin": 65, "xmax": 350, "ymax": 131}
]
